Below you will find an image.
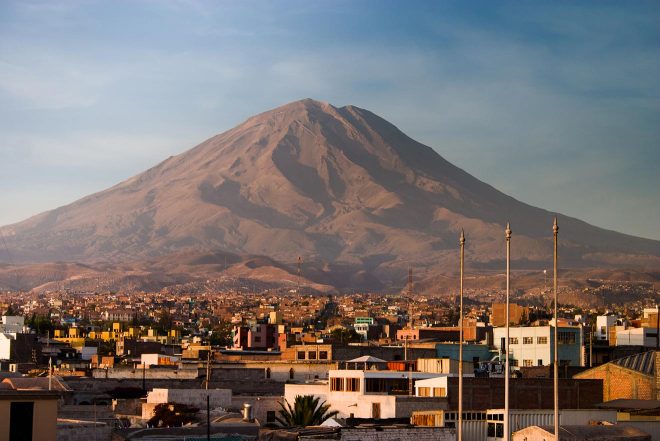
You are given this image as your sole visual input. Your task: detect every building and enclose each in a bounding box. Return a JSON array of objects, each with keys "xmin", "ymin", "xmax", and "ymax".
[
  {"xmin": 574, "ymin": 351, "xmax": 659, "ymax": 401},
  {"xmin": 616, "ymin": 328, "xmax": 660, "ymax": 348},
  {"xmin": 0, "ymin": 381, "xmax": 60, "ymax": 441},
  {"xmin": 413, "ymin": 408, "xmax": 619, "ymax": 441},
  {"xmin": 598, "ymin": 315, "xmax": 620, "ymax": 341},
  {"xmin": 232, "ymin": 324, "xmax": 279, "ymax": 351},
  {"xmin": 491, "ymin": 303, "xmax": 529, "ymax": 327},
  {"xmin": 284, "ymin": 368, "xmax": 446, "ymax": 419},
  {"xmin": 492, "ymin": 325, "xmax": 584, "ymax": 367},
  {"xmin": 512, "ymin": 424, "xmax": 650, "ymax": 441},
  {"xmin": 0, "ymin": 316, "xmax": 26, "ymax": 333}
]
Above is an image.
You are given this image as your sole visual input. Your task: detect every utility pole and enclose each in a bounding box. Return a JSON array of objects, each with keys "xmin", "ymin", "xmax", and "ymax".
[
  {"xmin": 504, "ymin": 223, "xmax": 512, "ymax": 441},
  {"xmin": 655, "ymin": 304, "xmax": 659, "ymax": 351},
  {"xmin": 48, "ymin": 357, "xmax": 52, "ymax": 391},
  {"xmin": 458, "ymin": 230, "xmax": 465, "ymax": 441},
  {"xmin": 207, "ymin": 394, "xmax": 211, "ymax": 441},
  {"xmin": 205, "ymin": 348, "xmax": 211, "ymax": 390},
  {"xmin": 142, "ymin": 362, "xmax": 146, "ymax": 393},
  {"xmin": 553, "ymin": 217, "xmax": 560, "ymax": 441}
]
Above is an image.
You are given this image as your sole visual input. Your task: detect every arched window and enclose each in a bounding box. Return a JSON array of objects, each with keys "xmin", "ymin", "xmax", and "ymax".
[
  {"xmin": 289, "ymin": 368, "xmax": 295, "ymax": 380},
  {"xmin": 266, "ymin": 368, "xmax": 271, "ymax": 379}
]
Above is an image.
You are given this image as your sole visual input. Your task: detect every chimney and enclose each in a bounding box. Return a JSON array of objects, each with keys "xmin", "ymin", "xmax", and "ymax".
[{"xmin": 242, "ymin": 403, "xmax": 254, "ymax": 422}]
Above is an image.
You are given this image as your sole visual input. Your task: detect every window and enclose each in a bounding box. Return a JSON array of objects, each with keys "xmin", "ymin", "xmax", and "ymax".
[
  {"xmin": 487, "ymin": 423, "xmax": 496, "ymax": 437},
  {"xmin": 297, "ymin": 351, "xmax": 306, "ymax": 360},
  {"xmin": 509, "ymin": 337, "xmax": 519, "ymax": 345},
  {"xmin": 433, "ymin": 387, "xmax": 446, "ymax": 397},
  {"xmin": 346, "ymin": 378, "xmax": 360, "ymax": 392},
  {"xmin": 511, "ymin": 359, "xmax": 519, "ymax": 367},
  {"xmin": 523, "ymin": 359, "xmax": 533, "ymax": 367},
  {"xmin": 267, "ymin": 411, "xmax": 276, "ymax": 422},
  {"xmin": 418, "ymin": 387, "xmax": 431, "ymax": 397},
  {"xmin": 558, "ymin": 332, "xmax": 576, "ymax": 344},
  {"xmin": 289, "ymin": 368, "xmax": 295, "ymax": 380},
  {"xmin": 523, "ymin": 337, "xmax": 533, "ymax": 344},
  {"xmin": 319, "ymin": 351, "xmax": 328, "ymax": 360},
  {"xmin": 330, "ymin": 377, "xmax": 344, "ymax": 391},
  {"xmin": 254, "ymin": 336, "xmax": 261, "ymax": 343},
  {"xmin": 538, "ymin": 359, "xmax": 543, "ymax": 366},
  {"xmin": 537, "ymin": 336, "xmax": 548, "ymax": 344},
  {"xmin": 265, "ymin": 368, "xmax": 271, "ymax": 379},
  {"xmin": 308, "ymin": 351, "xmax": 317, "ymax": 360},
  {"xmin": 496, "ymin": 422, "xmax": 504, "ymax": 438}
]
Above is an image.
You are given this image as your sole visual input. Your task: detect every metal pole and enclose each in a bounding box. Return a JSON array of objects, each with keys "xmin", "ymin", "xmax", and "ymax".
[
  {"xmin": 655, "ymin": 304, "xmax": 659, "ymax": 351},
  {"xmin": 142, "ymin": 362, "xmax": 146, "ymax": 393},
  {"xmin": 553, "ymin": 217, "xmax": 559, "ymax": 441},
  {"xmin": 458, "ymin": 230, "xmax": 465, "ymax": 441},
  {"xmin": 207, "ymin": 394, "xmax": 211, "ymax": 441},
  {"xmin": 505, "ymin": 223, "xmax": 511, "ymax": 441}
]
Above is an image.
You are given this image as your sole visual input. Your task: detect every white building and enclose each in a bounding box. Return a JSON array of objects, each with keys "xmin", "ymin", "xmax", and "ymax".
[
  {"xmin": 0, "ymin": 316, "xmax": 25, "ymax": 333},
  {"xmin": 284, "ymin": 369, "xmax": 447, "ymax": 419},
  {"xmin": 596, "ymin": 315, "xmax": 618, "ymax": 341},
  {"xmin": 492, "ymin": 326, "xmax": 584, "ymax": 367},
  {"xmin": 0, "ymin": 333, "xmax": 15, "ymax": 360},
  {"xmin": 615, "ymin": 327, "xmax": 659, "ymax": 347}
]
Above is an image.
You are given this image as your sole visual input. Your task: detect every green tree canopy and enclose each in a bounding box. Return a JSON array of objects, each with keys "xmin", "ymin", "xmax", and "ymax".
[{"xmin": 276, "ymin": 395, "xmax": 338, "ymax": 427}]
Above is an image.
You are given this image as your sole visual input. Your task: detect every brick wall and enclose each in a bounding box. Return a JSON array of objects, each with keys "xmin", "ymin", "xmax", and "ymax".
[{"xmin": 574, "ymin": 364, "xmax": 653, "ymax": 401}]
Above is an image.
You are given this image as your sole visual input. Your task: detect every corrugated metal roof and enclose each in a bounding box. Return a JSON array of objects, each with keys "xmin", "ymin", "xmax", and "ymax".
[{"xmin": 611, "ymin": 350, "xmax": 656, "ymax": 376}]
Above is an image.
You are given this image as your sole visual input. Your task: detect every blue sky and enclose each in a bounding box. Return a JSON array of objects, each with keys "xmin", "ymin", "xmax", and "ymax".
[{"xmin": 1, "ymin": 0, "xmax": 659, "ymax": 239}]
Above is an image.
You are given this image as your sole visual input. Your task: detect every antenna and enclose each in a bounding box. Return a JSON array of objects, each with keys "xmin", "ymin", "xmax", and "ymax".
[{"xmin": 297, "ymin": 256, "xmax": 302, "ymax": 294}]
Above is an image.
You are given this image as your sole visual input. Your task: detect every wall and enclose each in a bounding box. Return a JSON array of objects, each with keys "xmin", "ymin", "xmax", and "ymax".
[
  {"xmin": 574, "ymin": 363, "xmax": 654, "ymax": 401},
  {"xmin": 334, "ymin": 427, "xmax": 455, "ymax": 441},
  {"xmin": 446, "ymin": 377, "xmax": 602, "ymax": 410},
  {"xmin": 56, "ymin": 420, "xmax": 112, "ymax": 441}
]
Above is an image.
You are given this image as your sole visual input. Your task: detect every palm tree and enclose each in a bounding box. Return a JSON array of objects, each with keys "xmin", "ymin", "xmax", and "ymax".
[{"xmin": 276, "ymin": 395, "xmax": 339, "ymax": 427}]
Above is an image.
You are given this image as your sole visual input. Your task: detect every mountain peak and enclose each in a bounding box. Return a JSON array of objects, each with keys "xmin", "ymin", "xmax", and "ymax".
[{"xmin": 2, "ymin": 99, "xmax": 659, "ymax": 279}]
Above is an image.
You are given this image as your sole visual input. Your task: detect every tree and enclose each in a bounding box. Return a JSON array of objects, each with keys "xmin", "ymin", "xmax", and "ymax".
[
  {"xmin": 147, "ymin": 402, "xmax": 199, "ymax": 427},
  {"xmin": 276, "ymin": 395, "xmax": 338, "ymax": 427},
  {"xmin": 330, "ymin": 327, "xmax": 361, "ymax": 344}
]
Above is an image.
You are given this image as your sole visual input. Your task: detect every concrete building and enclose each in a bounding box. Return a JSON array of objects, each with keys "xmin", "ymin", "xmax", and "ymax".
[
  {"xmin": 232, "ymin": 324, "xmax": 279, "ymax": 351},
  {"xmin": 0, "ymin": 316, "xmax": 25, "ymax": 333},
  {"xmin": 493, "ymin": 325, "xmax": 584, "ymax": 367},
  {"xmin": 284, "ymin": 368, "xmax": 446, "ymax": 419},
  {"xmin": 598, "ymin": 315, "xmax": 620, "ymax": 341},
  {"xmin": 142, "ymin": 388, "xmax": 232, "ymax": 419},
  {"xmin": 616, "ymin": 328, "xmax": 660, "ymax": 348},
  {"xmin": 413, "ymin": 408, "xmax": 619, "ymax": 441}
]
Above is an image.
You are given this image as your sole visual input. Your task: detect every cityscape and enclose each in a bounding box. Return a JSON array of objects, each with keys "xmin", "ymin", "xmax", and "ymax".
[{"xmin": 1, "ymin": 2, "xmax": 659, "ymax": 441}]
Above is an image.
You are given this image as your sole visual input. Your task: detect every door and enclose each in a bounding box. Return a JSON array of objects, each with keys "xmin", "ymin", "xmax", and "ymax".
[{"xmin": 372, "ymin": 402, "xmax": 381, "ymax": 419}]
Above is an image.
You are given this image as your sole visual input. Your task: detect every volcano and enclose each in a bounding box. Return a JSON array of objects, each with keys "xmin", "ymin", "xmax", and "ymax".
[{"xmin": 1, "ymin": 99, "xmax": 659, "ymax": 289}]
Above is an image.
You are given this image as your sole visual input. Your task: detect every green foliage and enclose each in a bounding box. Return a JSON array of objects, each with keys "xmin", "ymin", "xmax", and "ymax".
[
  {"xmin": 147, "ymin": 402, "xmax": 199, "ymax": 427},
  {"xmin": 276, "ymin": 395, "xmax": 338, "ymax": 427},
  {"xmin": 27, "ymin": 314, "xmax": 56, "ymax": 336},
  {"xmin": 209, "ymin": 320, "xmax": 233, "ymax": 346},
  {"xmin": 330, "ymin": 327, "xmax": 362, "ymax": 344}
]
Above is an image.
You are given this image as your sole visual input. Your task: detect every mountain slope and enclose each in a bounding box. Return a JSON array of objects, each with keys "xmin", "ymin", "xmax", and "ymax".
[{"xmin": 1, "ymin": 99, "xmax": 659, "ymax": 287}]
